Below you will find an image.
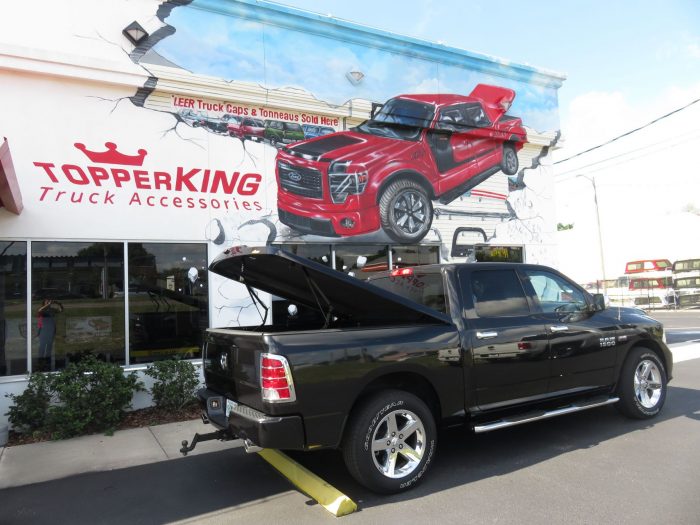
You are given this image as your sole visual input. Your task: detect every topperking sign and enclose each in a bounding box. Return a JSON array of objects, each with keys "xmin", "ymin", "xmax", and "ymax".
[{"xmin": 32, "ymin": 141, "xmax": 264, "ymax": 212}]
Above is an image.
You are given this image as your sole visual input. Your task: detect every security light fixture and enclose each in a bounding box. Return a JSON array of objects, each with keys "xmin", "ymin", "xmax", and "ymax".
[
  {"xmin": 123, "ymin": 21, "xmax": 148, "ymax": 45},
  {"xmin": 345, "ymin": 69, "xmax": 365, "ymax": 85}
]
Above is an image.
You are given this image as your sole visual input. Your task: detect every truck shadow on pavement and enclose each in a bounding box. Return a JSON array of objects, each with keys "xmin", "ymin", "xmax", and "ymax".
[
  {"xmin": 2, "ymin": 385, "xmax": 699, "ymax": 523},
  {"xmin": 292, "ymin": 383, "xmax": 700, "ymax": 509}
]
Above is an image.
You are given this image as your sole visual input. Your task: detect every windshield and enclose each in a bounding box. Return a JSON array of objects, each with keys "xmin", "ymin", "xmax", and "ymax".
[{"xmin": 356, "ymin": 98, "xmax": 435, "ymax": 141}]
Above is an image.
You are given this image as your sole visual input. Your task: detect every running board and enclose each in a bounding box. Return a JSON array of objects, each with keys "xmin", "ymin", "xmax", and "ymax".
[{"xmin": 473, "ymin": 396, "xmax": 620, "ymax": 434}]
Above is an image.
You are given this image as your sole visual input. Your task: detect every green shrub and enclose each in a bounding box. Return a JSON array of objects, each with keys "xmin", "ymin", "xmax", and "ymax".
[
  {"xmin": 5, "ymin": 372, "xmax": 54, "ymax": 434},
  {"xmin": 146, "ymin": 360, "xmax": 199, "ymax": 411},
  {"xmin": 47, "ymin": 356, "xmax": 143, "ymax": 439}
]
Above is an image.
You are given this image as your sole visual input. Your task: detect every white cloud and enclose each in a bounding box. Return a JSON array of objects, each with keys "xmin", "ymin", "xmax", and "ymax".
[{"xmin": 553, "ymin": 84, "xmax": 700, "ymax": 280}]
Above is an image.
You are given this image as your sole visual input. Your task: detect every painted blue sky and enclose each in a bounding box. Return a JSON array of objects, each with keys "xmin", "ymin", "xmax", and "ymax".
[
  {"xmin": 272, "ymin": 0, "xmax": 700, "ymax": 129},
  {"xmin": 155, "ymin": 1, "xmax": 561, "ymax": 131}
]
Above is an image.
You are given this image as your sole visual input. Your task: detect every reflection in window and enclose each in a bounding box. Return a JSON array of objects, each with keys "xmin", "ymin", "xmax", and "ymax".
[
  {"xmin": 524, "ymin": 270, "xmax": 586, "ymax": 313},
  {"xmin": 475, "ymin": 245, "xmax": 523, "ymax": 262},
  {"xmin": 31, "ymin": 242, "xmax": 125, "ymax": 371},
  {"xmin": 128, "ymin": 243, "xmax": 208, "ymax": 364},
  {"xmin": 369, "ymin": 271, "xmax": 447, "ymax": 313},
  {"xmin": 0, "ymin": 241, "xmax": 27, "ymax": 376},
  {"xmin": 335, "ymin": 245, "xmax": 389, "ymax": 276},
  {"xmin": 470, "ymin": 270, "xmax": 529, "ymax": 317},
  {"xmin": 271, "ymin": 244, "xmax": 331, "ymax": 266},
  {"xmin": 392, "ymin": 245, "xmax": 440, "ymax": 268}
]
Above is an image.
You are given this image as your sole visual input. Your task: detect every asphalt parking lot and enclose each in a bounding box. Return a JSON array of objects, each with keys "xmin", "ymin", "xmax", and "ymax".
[{"xmin": 2, "ymin": 353, "xmax": 699, "ymax": 525}]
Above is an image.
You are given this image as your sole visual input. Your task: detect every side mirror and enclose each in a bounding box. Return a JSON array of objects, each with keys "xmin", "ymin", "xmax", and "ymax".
[{"xmin": 592, "ymin": 293, "xmax": 607, "ymax": 311}]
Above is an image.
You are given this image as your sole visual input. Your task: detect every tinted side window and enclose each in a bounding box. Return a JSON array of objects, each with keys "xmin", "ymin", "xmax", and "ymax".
[
  {"xmin": 470, "ymin": 270, "xmax": 529, "ymax": 317},
  {"xmin": 524, "ymin": 269, "xmax": 587, "ymax": 313}
]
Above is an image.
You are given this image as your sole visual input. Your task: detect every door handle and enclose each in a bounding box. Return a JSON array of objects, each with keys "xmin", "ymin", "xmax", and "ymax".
[
  {"xmin": 476, "ymin": 331, "xmax": 498, "ymax": 339},
  {"xmin": 549, "ymin": 325, "xmax": 569, "ymax": 333}
]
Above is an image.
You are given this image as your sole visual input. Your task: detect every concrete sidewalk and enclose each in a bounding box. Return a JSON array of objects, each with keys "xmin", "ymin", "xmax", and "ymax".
[{"xmin": 0, "ymin": 419, "xmax": 241, "ymax": 489}]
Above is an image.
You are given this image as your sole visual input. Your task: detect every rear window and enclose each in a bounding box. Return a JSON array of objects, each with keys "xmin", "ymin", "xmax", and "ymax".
[{"xmin": 368, "ymin": 272, "xmax": 447, "ymax": 313}]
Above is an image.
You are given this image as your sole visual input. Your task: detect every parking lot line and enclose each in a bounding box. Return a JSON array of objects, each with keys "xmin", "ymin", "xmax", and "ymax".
[{"xmin": 257, "ymin": 449, "xmax": 357, "ymax": 517}]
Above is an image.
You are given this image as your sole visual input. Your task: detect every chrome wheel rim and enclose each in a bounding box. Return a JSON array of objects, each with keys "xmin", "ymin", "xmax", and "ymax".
[
  {"xmin": 393, "ymin": 191, "xmax": 428, "ymax": 235},
  {"xmin": 371, "ymin": 409, "xmax": 426, "ymax": 479},
  {"xmin": 634, "ymin": 359, "xmax": 662, "ymax": 409}
]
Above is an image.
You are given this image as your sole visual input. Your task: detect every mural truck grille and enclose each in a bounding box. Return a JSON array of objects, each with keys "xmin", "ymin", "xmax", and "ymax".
[{"xmin": 278, "ymin": 162, "xmax": 323, "ymax": 199}]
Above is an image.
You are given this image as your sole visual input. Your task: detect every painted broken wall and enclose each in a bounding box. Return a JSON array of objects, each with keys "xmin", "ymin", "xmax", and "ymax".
[{"xmin": 0, "ymin": 0, "xmax": 564, "ymax": 328}]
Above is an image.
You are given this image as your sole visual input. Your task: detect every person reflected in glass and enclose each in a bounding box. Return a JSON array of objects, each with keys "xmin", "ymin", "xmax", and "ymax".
[{"xmin": 37, "ymin": 298, "xmax": 63, "ymax": 370}]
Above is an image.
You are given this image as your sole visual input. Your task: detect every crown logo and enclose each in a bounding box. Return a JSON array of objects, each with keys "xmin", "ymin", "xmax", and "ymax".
[{"xmin": 74, "ymin": 142, "xmax": 147, "ymax": 166}]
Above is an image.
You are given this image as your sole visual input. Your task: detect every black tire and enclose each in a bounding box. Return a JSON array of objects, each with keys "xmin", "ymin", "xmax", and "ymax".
[
  {"xmin": 615, "ymin": 347, "xmax": 667, "ymax": 419},
  {"xmin": 379, "ymin": 179, "xmax": 433, "ymax": 243},
  {"xmin": 501, "ymin": 144, "xmax": 518, "ymax": 175},
  {"xmin": 342, "ymin": 390, "xmax": 437, "ymax": 494}
]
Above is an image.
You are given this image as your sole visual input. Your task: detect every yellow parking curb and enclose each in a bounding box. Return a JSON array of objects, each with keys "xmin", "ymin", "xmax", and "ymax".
[{"xmin": 257, "ymin": 449, "xmax": 358, "ymax": 517}]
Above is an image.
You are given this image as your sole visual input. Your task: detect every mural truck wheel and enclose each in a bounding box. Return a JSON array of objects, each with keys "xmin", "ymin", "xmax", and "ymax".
[
  {"xmin": 379, "ymin": 179, "xmax": 433, "ymax": 243},
  {"xmin": 501, "ymin": 144, "xmax": 518, "ymax": 175}
]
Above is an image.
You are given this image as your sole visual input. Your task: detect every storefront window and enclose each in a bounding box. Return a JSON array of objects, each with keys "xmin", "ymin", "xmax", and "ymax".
[
  {"xmin": 272, "ymin": 244, "xmax": 332, "ymax": 266},
  {"xmin": 392, "ymin": 245, "xmax": 440, "ymax": 268},
  {"xmin": 475, "ymin": 245, "xmax": 524, "ymax": 263},
  {"xmin": 0, "ymin": 241, "xmax": 27, "ymax": 376},
  {"xmin": 31, "ymin": 242, "xmax": 125, "ymax": 371},
  {"xmin": 334, "ymin": 245, "xmax": 389, "ymax": 276},
  {"xmin": 128, "ymin": 243, "xmax": 208, "ymax": 363}
]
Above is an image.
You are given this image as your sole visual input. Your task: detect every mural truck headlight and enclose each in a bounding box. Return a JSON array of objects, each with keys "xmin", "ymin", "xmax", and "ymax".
[{"xmin": 329, "ymin": 161, "xmax": 369, "ymax": 204}]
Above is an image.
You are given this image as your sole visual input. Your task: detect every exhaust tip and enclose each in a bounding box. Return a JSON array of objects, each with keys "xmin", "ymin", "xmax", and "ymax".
[{"xmin": 243, "ymin": 439, "xmax": 263, "ymax": 454}]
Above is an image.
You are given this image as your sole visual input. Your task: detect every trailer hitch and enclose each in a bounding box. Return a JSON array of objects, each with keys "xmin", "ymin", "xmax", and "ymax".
[{"xmin": 180, "ymin": 429, "xmax": 233, "ymax": 456}]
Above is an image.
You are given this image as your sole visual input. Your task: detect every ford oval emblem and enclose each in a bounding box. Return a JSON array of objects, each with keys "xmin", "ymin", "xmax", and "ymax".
[
  {"xmin": 288, "ymin": 171, "xmax": 302, "ymax": 182},
  {"xmin": 219, "ymin": 352, "xmax": 229, "ymax": 370}
]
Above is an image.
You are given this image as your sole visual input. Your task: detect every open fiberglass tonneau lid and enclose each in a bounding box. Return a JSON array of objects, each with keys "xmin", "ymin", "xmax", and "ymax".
[{"xmin": 209, "ymin": 246, "xmax": 451, "ymax": 325}]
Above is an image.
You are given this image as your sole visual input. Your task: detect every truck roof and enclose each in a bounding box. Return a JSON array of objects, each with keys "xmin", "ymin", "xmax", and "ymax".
[{"xmin": 394, "ymin": 93, "xmax": 480, "ymax": 107}]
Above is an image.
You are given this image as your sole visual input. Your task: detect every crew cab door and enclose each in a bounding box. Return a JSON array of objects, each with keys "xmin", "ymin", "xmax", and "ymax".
[
  {"xmin": 458, "ymin": 267, "xmax": 550, "ymax": 409},
  {"xmin": 520, "ymin": 268, "xmax": 617, "ymax": 393},
  {"xmin": 429, "ymin": 103, "xmax": 501, "ymax": 194}
]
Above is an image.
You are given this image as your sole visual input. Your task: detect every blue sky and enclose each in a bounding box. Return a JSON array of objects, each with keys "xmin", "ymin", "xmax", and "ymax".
[
  {"xmin": 272, "ymin": 0, "xmax": 700, "ymax": 128},
  {"xmin": 157, "ymin": 0, "xmax": 563, "ymax": 131}
]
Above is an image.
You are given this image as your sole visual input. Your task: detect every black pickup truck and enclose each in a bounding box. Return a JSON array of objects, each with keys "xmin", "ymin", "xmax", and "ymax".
[{"xmin": 189, "ymin": 246, "xmax": 672, "ymax": 493}]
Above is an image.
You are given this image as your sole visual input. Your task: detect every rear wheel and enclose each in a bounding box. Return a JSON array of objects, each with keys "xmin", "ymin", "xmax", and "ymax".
[
  {"xmin": 379, "ymin": 179, "xmax": 433, "ymax": 243},
  {"xmin": 501, "ymin": 144, "xmax": 518, "ymax": 175},
  {"xmin": 616, "ymin": 347, "xmax": 667, "ymax": 419},
  {"xmin": 342, "ymin": 390, "xmax": 437, "ymax": 494}
]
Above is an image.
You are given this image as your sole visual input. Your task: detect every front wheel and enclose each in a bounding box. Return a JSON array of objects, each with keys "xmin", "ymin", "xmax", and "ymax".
[
  {"xmin": 379, "ymin": 179, "xmax": 433, "ymax": 243},
  {"xmin": 342, "ymin": 390, "xmax": 437, "ymax": 494},
  {"xmin": 616, "ymin": 347, "xmax": 667, "ymax": 419}
]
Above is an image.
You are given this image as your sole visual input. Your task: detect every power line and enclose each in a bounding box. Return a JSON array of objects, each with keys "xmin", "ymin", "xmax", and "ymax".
[
  {"xmin": 554, "ymin": 96, "xmax": 700, "ymax": 165},
  {"xmin": 556, "ymin": 135, "xmax": 700, "ymax": 183},
  {"xmin": 555, "ymin": 129, "xmax": 700, "ymax": 180}
]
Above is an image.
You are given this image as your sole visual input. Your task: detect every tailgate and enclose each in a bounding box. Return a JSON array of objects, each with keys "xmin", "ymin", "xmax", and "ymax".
[{"xmin": 203, "ymin": 328, "xmax": 268, "ymax": 412}]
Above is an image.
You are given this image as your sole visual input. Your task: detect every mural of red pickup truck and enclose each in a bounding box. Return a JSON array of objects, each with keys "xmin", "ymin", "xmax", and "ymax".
[{"xmin": 275, "ymin": 84, "xmax": 527, "ymax": 242}]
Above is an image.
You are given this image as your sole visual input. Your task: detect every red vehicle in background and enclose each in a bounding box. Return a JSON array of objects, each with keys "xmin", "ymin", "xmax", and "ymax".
[
  {"xmin": 228, "ymin": 117, "xmax": 266, "ymax": 141},
  {"xmin": 275, "ymin": 84, "xmax": 527, "ymax": 242},
  {"xmin": 625, "ymin": 259, "xmax": 672, "ymax": 274}
]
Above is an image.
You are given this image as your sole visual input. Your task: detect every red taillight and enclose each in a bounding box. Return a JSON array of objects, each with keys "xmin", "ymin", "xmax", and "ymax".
[
  {"xmin": 260, "ymin": 353, "xmax": 296, "ymax": 403},
  {"xmin": 391, "ymin": 267, "xmax": 413, "ymax": 277}
]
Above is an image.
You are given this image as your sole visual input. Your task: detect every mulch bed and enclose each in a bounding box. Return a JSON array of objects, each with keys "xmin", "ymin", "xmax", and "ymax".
[{"xmin": 6, "ymin": 403, "xmax": 202, "ymax": 447}]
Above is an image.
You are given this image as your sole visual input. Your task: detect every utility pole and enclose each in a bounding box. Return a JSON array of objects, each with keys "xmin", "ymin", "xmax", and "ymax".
[{"xmin": 576, "ymin": 174, "xmax": 607, "ymax": 291}]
